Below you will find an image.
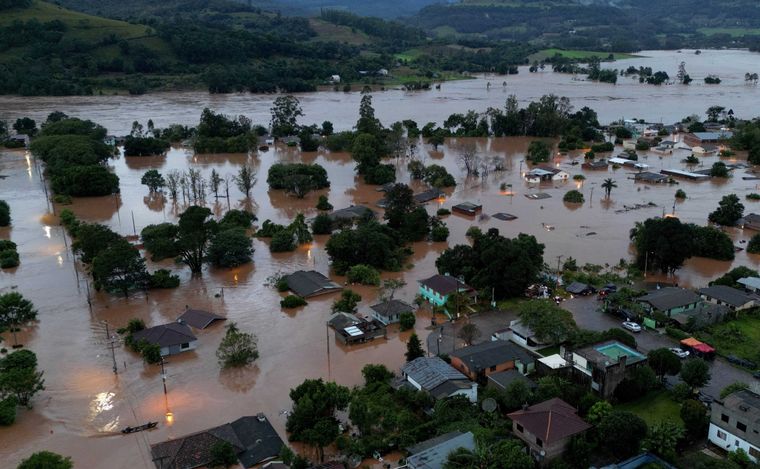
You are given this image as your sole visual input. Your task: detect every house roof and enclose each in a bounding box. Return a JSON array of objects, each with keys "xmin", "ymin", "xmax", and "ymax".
[
  {"xmin": 177, "ymin": 308, "xmax": 226, "ymax": 329},
  {"xmin": 405, "ymin": 431, "xmax": 476, "ymax": 469},
  {"xmin": 487, "ymin": 369, "xmax": 536, "ymax": 391},
  {"xmin": 413, "ymin": 189, "xmax": 445, "ymax": 204},
  {"xmin": 738, "ymin": 277, "xmax": 760, "ymax": 290},
  {"xmin": 720, "ymin": 389, "xmax": 760, "ymax": 424},
  {"xmin": 370, "ymin": 299, "xmax": 414, "ymax": 318},
  {"xmin": 450, "ymin": 340, "xmax": 533, "ymax": 372},
  {"xmin": 132, "ymin": 323, "xmax": 197, "ymax": 348},
  {"xmin": 742, "ymin": 213, "xmax": 760, "ymax": 225},
  {"xmin": 327, "ymin": 312, "xmax": 360, "ymax": 330},
  {"xmin": 327, "ymin": 205, "xmax": 374, "ymax": 222},
  {"xmin": 692, "ymin": 131, "xmax": 733, "ymax": 141},
  {"xmin": 634, "ymin": 171, "xmax": 669, "ymax": 182},
  {"xmin": 418, "ymin": 274, "xmax": 472, "ymax": 296},
  {"xmin": 507, "ymin": 398, "xmax": 590, "ymax": 445},
  {"xmin": 575, "ymin": 340, "xmax": 647, "ymax": 367},
  {"xmin": 401, "ymin": 356, "xmax": 469, "ymax": 392},
  {"xmin": 284, "ymin": 270, "xmax": 342, "ymax": 298},
  {"xmin": 452, "ymin": 202, "xmax": 482, "ymax": 213},
  {"xmin": 150, "ymin": 415, "xmax": 284, "ymax": 469},
  {"xmin": 698, "ymin": 285, "xmax": 754, "ymax": 307},
  {"xmin": 429, "ymin": 380, "xmax": 475, "ymax": 400},
  {"xmin": 637, "ymin": 287, "xmax": 700, "ymax": 311}
]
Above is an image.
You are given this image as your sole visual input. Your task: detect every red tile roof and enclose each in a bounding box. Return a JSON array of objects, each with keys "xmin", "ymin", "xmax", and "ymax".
[{"xmin": 507, "ymin": 398, "xmax": 591, "ymax": 444}]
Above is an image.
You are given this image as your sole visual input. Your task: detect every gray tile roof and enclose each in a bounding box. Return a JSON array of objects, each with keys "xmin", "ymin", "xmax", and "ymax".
[
  {"xmin": 566, "ymin": 282, "xmax": 592, "ymax": 294},
  {"xmin": 406, "ymin": 431, "xmax": 476, "ymax": 469},
  {"xmin": 638, "ymin": 287, "xmax": 700, "ymax": 311},
  {"xmin": 285, "ymin": 270, "xmax": 342, "ymax": 298},
  {"xmin": 698, "ymin": 285, "xmax": 754, "ymax": 307},
  {"xmin": 487, "ymin": 369, "xmax": 536, "ymax": 391},
  {"xmin": 132, "ymin": 322, "xmax": 197, "ymax": 348},
  {"xmin": 450, "ymin": 340, "xmax": 534, "ymax": 372},
  {"xmin": 369, "ymin": 299, "xmax": 414, "ymax": 318},
  {"xmin": 401, "ymin": 356, "xmax": 468, "ymax": 391},
  {"xmin": 327, "ymin": 205, "xmax": 374, "ymax": 222},
  {"xmin": 177, "ymin": 308, "xmax": 226, "ymax": 329},
  {"xmin": 419, "ymin": 274, "xmax": 471, "ymax": 296}
]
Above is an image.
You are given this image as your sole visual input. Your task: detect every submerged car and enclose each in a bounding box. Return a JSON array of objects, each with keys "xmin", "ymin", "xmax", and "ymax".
[
  {"xmin": 669, "ymin": 347, "xmax": 690, "ymax": 359},
  {"xmin": 622, "ymin": 321, "xmax": 642, "ymax": 332}
]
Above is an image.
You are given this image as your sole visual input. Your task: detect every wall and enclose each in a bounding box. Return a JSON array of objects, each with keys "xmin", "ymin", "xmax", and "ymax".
[{"xmin": 709, "ymin": 423, "xmax": 760, "ymax": 463}]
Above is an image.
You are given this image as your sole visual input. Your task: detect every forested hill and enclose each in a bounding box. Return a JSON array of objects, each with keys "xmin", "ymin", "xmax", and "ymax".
[
  {"xmin": 55, "ymin": 0, "xmax": 445, "ymax": 19},
  {"xmin": 410, "ymin": 0, "xmax": 760, "ymax": 51}
]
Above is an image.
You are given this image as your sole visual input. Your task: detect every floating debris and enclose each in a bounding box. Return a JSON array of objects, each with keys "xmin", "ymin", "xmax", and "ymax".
[
  {"xmin": 615, "ymin": 202, "xmax": 658, "ymax": 214},
  {"xmin": 542, "ymin": 223, "xmax": 555, "ymax": 231},
  {"xmin": 525, "ymin": 193, "xmax": 552, "ymax": 200}
]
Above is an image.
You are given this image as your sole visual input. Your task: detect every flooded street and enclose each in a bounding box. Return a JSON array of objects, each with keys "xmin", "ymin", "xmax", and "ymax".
[
  {"xmin": 2, "ymin": 48, "xmax": 760, "ymax": 468},
  {"xmin": 0, "ymin": 49, "xmax": 759, "ymax": 134}
]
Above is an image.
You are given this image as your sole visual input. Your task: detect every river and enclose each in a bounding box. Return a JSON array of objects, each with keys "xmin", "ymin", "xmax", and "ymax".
[{"xmin": 1, "ymin": 49, "xmax": 760, "ymax": 468}]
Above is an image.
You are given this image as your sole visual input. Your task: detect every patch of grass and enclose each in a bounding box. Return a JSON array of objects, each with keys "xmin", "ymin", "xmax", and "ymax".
[
  {"xmin": 496, "ymin": 297, "xmax": 527, "ymax": 311},
  {"xmin": 529, "ymin": 48, "xmax": 640, "ymax": 62},
  {"xmin": 308, "ymin": 18, "xmax": 371, "ymax": 46},
  {"xmin": 395, "ymin": 48, "xmax": 424, "ymax": 61},
  {"xmin": 537, "ymin": 345, "xmax": 560, "ymax": 356},
  {"xmin": 616, "ymin": 389, "xmax": 683, "ymax": 427},
  {"xmin": 697, "ymin": 313, "xmax": 760, "ymax": 366},
  {"xmin": 698, "ymin": 27, "xmax": 760, "ymax": 37}
]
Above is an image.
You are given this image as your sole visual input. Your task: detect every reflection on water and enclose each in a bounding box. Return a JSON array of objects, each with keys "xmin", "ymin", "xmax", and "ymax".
[{"xmin": 88, "ymin": 392, "xmax": 119, "ymax": 433}]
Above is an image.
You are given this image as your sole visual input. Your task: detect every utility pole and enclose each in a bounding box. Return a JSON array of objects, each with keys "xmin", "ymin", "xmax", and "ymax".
[
  {"xmin": 555, "ymin": 255, "xmax": 563, "ymax": 293},
  {"xmin": 104, "ymin": 321, "xmax": 118, "ymax": 375},
  {"xmin": 160, "ymin": 357, "xmax": 167, "ymax": 395},
  {"xmin": 644, "ymin": 251, "xmax": 649, "ymax": 278}
]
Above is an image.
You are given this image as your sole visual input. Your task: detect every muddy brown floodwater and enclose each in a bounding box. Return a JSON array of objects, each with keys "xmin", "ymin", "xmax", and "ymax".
[
  {"xmin": 2, "ymin": 49, "xmax": 760, "ymax": 468},
  {"xmin": 1, "ymin": 49, "xmax": 760, "ymax": 135}
]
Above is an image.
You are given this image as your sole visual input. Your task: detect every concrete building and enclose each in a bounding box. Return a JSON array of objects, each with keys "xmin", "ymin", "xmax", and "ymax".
[
  {"xmin": 400, "ymin": 357, "xmax": 477, "ymax": 403},
  {"xmin": 418, "ymin": 274, "xmax": 475, "ymax": 312},
  {"xmin": 698, "ymin": 285, "xmax": 757, "ymax": 312},
  {"xmin": 708, "ymin": 389, "xmax": 760, "ymax": 463},
  {"xmin": 568, "ymin": 341, "xmax": 648, "ymax": 399},
  {"xmin": 738, "ymin": 277, "xmax": 760, "ymax": 294},
  {"xmin": 450, "ymin": 339, "xmax": 534, "ymax": 383}
]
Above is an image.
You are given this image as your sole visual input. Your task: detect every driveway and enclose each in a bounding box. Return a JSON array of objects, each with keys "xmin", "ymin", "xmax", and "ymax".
[{"xmin": 424, "ymin": 298, "xmax": 756, "ymax": 398}]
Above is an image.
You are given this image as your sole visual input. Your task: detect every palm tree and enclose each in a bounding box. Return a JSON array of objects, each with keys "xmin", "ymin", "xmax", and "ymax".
[{"xmin": 602, "ymin": 178, "xmax": 617, "ymax": 199}]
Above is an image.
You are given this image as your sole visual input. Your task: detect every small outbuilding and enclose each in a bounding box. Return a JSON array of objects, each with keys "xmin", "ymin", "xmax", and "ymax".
[
  {"xmin": 284, "ymin": 270, "xmax": 342, "ymax": 298},
  {"xmin": 369, "ymin": 299, "xmax": 415, "ymax": 325},
  {"xmin": 177, "ymin": 308, "xmax": 226, "ymax": 329},
  {"xmin": 451, "ymin": 202, "xmax": 482, "ymax": 216},
  {"xmin": 634, "ymin": 171, "xmax": 669, "ymax": 183}
]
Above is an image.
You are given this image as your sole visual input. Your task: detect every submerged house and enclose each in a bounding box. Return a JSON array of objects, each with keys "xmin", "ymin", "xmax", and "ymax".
[
  {"xmin": 284, "ymin": 270, "xmax": 342, "ymax": 298},
  {"xmin": 150, "ymin": 414, "xmax": 284, "ymax": 469},
  {"xmin": 418, "ymin": 274, "xmax": 476, "ymax": 314},
  {"xmin": 451, "ymin": 202, "xmax": 482, "ymax": 216},
  {"xmin": 326, "ymin": 205, "xmax": 375, "ymax": 225},
  {"xmin": 634, "ymin": 171, "xmax": 669, "ymax": 183},
  {"xmin": 327, "ymin": 312, "xmax": 386, "ymax": 345},
  {"xmin": 524, "ymin": 166, "xmax": 569, "ymax": 183},
  {"xmin": 369, "ymin": 299, "xmax": 415, "ymax": 325},
  {"xmin": 132, "ymin": 322, "xmax": 197, "ymax": 357},
  {"xmin": 739, "ymin": 213, "xmax": 760, "ymax": 231},
  {"xmin": 176, "ymin": 308, "xmax": 226, "ymax": 329}
]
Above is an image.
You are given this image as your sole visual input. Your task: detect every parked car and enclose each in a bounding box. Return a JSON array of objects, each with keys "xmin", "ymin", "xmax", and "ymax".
[
  {"xmin": 669, "ymin": 347, "xmax": 690, "ymax": 359},
  {"xmin": 622, "ymin": 321, "xmax": 642, "ymax": 332},
  {"xmin": 602, "ymin": 284, "xmax": 618, "ymax": 293}
]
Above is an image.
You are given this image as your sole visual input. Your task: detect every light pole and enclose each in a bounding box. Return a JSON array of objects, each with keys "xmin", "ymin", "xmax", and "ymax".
[{"xmin": 160, "ymin": 357, "xmax": 167, "ymax": 395}]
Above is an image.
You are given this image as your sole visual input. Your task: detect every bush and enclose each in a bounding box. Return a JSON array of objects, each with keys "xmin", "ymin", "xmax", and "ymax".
[
  {"xmin": 665, "ymin": 326, "xmax": 689, "ymax": 341},
  {"xmin": 267, "ymin": 163, "xmax": 329, "ymax": 190},
  {"xmin": 281, "ymin": 295, "xmax": 307, "ymax": 308},
  {"xmin": 208, "ymin": 228, "xmax": 254, "ymax": 267},
  {"xmin": 365, "ymin": 164, "xmax": 396, "ymax": 185},
  {"xmin": 219, "ymin": 210, "xmax": 255, "ymax": 230},
  {"xmin": 0, "ymin": 240, "xmax": 19, "ymax": 268},
  {"xmin": 436, "ymin": 208, "xmax": 451, "ymax": 216},
  {"xmin": 563, "ymin": 190, "xmax": 585, "ymax": 203},
  {"xmin": 0, "ymin": 200, "xmax": 10, "ymax": 226},
  {"xmin": 675, "ymin": 189, "xmax": 686, "ymax": 199},
  {"xmin": 52, "ymin": 194, "xmax": 72, "ymax": 204},
  {"xmin": 399, "ymin": 311, "xmax": 416, "ymax": 331},
  {"xmin": 466, "ymin": 226, "xmax": 482, "ymax": 238},
  {"xmin": 747, "ymin": 193, "xmax": 760, "ymax": 201},
  {"xmin": 591, "ymin": 142, "xmax": 614, "ymax": 153},
  {"xmin": 527, "ymin": 140, "xmax": 551, "ymax": 163},
  {"xmin": 346, "ymin": 264, "xmax": 381, "ymax": 285},
  {"xmin": 140, "ymin": 342, "xmax": 162, "ymax": 364},
  {"xmin": 635, "ymin": 141, "xmax": 650, "ymax": 151},
  {"xmin": 431, "ymin": 224, "xmax": 450, "ymax": 242},
  {"xmin": 0, "ymin": 396, "xmax": 17, "ymax": 426},
  {"xmin": 311, "ymin": 213, "xmax": 333, "ymax": 235},
  {"xmin": 423, "ymin": 164, "xmax": 456, "ymax": 187},
  {"xmin": 256, "ymin": 220, "xmax": 287, "ymax": 238},
  {"xmin": 316, "ymin": 195, "xmax": 333, "ymax": 211},
  {"xmin": 148, "ymin": 269, "xmax": 180, "ymax": 289},
  {"xmin": 270, "ymin": 230, "xmax": 296, "ymax": 252}
]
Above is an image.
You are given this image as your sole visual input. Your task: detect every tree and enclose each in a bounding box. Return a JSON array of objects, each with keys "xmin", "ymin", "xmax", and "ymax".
[
  {"xmin": 643, "ymin": 421, "xmax": 684, "ymax": 462},
  {"xmin": 270, "ymin": 95, "xmax": 303, "ymax": 137},
  {"xmin": 141, "ymin": 223, "xmax": 180, "ymax": 261},
  {"xmin": 71, "ymin": 223, "xmax": 122, "ymax": 263},
  {"xmin": 316, "ymin": 195, "xmax": 332, "ymax": 211},
  {"xmin": 423, "ymin": 165, "xmax": 455, "ymax": 188},
  {"xmin": 399, "ymin": 312, "xmax": 416, "ymax": 331},
  {"xmin": 325, "ymin": 221, "xmax": 408, "ymax": 274},
  {"xmin": 428, "ymin": 133, "xmax": 445, "ymax": 151},
  {"xmin": 210, "ymin": 169, "xmax": 223, "ymax": 199},
  {"xmin": 748, "ymin": 234, "xmax": 760, "ymax": 254},
  {"xmin": 207, "ymin": 228, "xmax": 253, "ymax": 268},
  {"xmin": 92, "ymin": 239, "xmax": 149, "ymax": 297},
  {"xmin": 677, "ymin": 61, "xmax": 688, "ymax": 84},
  {"xmin": 648, "ymin": 348, "xmax": 682, "ymax": 382},
  {"xmin": 286, "ymin": 379, "xmax": 350, "ymax": 462},
  {"xmin": 709, "ymin": 194, "xmax": 743, "ymax": 226},
  {"xmin": 527, "ymin": 140, "xmax": 551, "ymax": 163},
  {"xmin": 346, "ymin": 264, "xmax": 380, "ymax": 286},
  {"xmin": 140, "ymin": 169, "xmax": 165, "ymax": 193},
  {"xmin": 17, "ymin": 451, "xmax": 72, "ymax": 469},
  {"xmin": 720, "ymin": 382, "xmax": 749, "ymax": 399},
  {"xmin": 458, "ymin": 144, "xmax": 480, "ymax": 176},
  {"xmin": 311, "ymin": 213, "xmax": 332, "ymax": 235},
  {"xmin": 219, "ymin": 210, "xmax": 255, "ymax": 230},
  {"xmin": 680, "ymin": 358, "xmax": 711, "ymax": 391},
  {"xmin": 614, "ymin": 366, "xmax": 657, "ymax": 402},
  {"xmin": 13, "ymin": 117, "xmax": 36, "ymax": 137},
  {"xmin": 0, "ymin": 350, "xmax": 45, "ymax": 408},
  {"xmin": 710, "ymin": 161, "xmax": 730, "ymax": 178},
  {"xmin": 234, "ymin": 165, "xmax": 257, "ymax": 198},
  {"xmin": 361, "ymin": 364, "xmax": 394, "ymax": 386},
  {"xmin": 503, "ymin": 380, "xmax": 533, "ymax": 411},
  {"xmin": 518, "ymin": 300, "xmax": 577, "ymax": 345},
  {"xmin": 332, "ymin": 290, "xmax": 361, "ymax": 314},
  {"xmin": 598, "ymin": 411, "xmax": 648, "ymax": 459},
  {"xmin": 0, "ymin": 200, "xmax": 10, "ymax": 226},
  {"xmin": 288, "ymin": 214, "xmax": 312, "ymax": 245},
  {"xmin": 630, "ymin": 217, "xmax": 694, "ymax": 275},
  {"xmin": 380, "ymin": 278, "xmax": 407, "ymax": 301},
  {"xmin": 586, "ymin": 400, "xmax": 613, "ymax": 425},
  {"xmin": 405, "ymin": 333, "xmax": 425, "ymax": 361},
  {"xmin": 563, "ymin": 190, "xmax": 584, "ymax": 203},
  {"xmin": 176, "ymin": 206, "xmax": 217, "ymax": 274},
  {"xmin": 444, "ymin": 439, "xmax": 532, "ymax": 469},
  {"xmin": 209, "ymin": 441, "xmax": 238, "ymax": 467},
  {"xmin": 602, "ymin": 178, "xmax": 617, "ymax": 199},
  {"xmin": 681, "ymin": 399, "xmax": 709, "ymax": 440},
  {"xmin": 457, "ymin": 323, "xmax": 481, "ymax": 346},
  {"xmin": 0, "ymin": 292, "xmax": 37, "ymax": 348},
  {"xmin": 216, "ymin": 323, "xmax": 258, "ymax": 368}
]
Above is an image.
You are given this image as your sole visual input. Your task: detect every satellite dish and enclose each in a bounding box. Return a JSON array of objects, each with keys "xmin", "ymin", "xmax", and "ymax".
[{"xmin": 481, "ymin": 397, "xmax": 497, "ymax": 413}]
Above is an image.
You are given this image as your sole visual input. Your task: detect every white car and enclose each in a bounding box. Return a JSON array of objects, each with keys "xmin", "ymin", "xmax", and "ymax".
[
  {"xmin": 669, "ymin": 347, "xmax": 690, "ymax": 359},
  {"xmin": 622, "ymin": 321, "xmax": 642, "ymax": 333}
]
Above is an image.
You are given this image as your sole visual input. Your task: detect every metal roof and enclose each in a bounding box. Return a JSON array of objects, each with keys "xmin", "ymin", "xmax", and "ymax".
[
  {"xmin": 401, "ymin": 356, "xmax": 469, "ymax": 391},
  {"xmin": 285, "ymin": 270, "xmax": 342, "ymax": 298},
  {"xmin": 698, "ymin": 285, "xmax": 754, "ymax": 307},
  {"xmin": 638, "ymin": 287, "xmax": 700, "ymax": 311},
  {"xmin": 369, "ymin": 299, "xmax": 414, "ymax": 318},
  {"xmin": 450, "ymin": 340, "xmax": 533, "ymax": 372},
  {"xmin": 406, "ymin": 431, "xmax": 476, "ymax": 469},
  {"xmin": 132, "ymin": 322, "xmax": 197, "ymax": 348}
]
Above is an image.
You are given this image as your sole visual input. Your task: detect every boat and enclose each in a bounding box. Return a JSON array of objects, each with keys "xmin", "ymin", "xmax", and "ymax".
[{"xmin": 122, "ymin": 422, "xmax": 158, "ymax": 434}]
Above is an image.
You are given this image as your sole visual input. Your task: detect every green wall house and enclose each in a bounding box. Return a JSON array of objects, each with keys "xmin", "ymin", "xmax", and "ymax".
[{"xmin": 418, "ymin": 274, "xmax": 475, "ymax": 316}]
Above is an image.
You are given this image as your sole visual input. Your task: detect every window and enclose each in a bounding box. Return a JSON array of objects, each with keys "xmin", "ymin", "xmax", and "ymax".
[
  {"xmin": 737, "ymin": 422, "xmax": 747, "ymax": 432},
  {"xmin": 717, "ymin": 430, "xmax": 727, "ymax": 441},
  {"xmin": 750, "ymin": 447, "xmax": 760, "ymax": 459},
  {"xmin": 516, "ymin": 424, "xmax": 523, "ymax": 433},
  {"xmin": 536, "ymin": 438, "xmax": 543, "ymax": 448},
  {"xmin": 489, "ymin": 366, "xmax": 497, "ymax": 372},
  {"xmin": 181, "ymin": 343, "xmax": 190, "ymax": 350},
  {"xmin": 722, "ymin": 414, "xmax": 730, "ymax": 423}
]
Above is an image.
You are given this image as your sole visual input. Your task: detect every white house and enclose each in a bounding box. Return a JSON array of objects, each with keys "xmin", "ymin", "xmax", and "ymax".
[
  {"xmin": 524, "ymin": 167, "xmax": 569, "ymax": 183},
  {"xmin": 131, "ymin": 322, "xmax": 198, "ymax": 357},
  {"xmin": 708, "ymin": 388, "xmax": 760, "ymax": 463}
]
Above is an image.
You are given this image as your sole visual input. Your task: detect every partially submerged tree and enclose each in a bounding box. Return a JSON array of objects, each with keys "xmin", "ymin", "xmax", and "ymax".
[
  {"xmin": 405, "ymin": 333, "xmax": 425, "ymax": 362},
  {"xmin": 0, "ymin": 292, "xmax": 37, "ymax": 348},
  {"xmin": 0, "ymin": 350, "xmax": 45, "ymax": 408},
  {"xmin": 176, "ymin": 206, "xmax": 217, "ymax": 274},
  {"xmin": 234, "ymin": 165, "xmax": 257, "ymax": 198},
  {"xmin": 286, "ymin": 379, "xmax": 350, "ymax": 462},
  {"xmin": 140, "ymin": 169, "xmax": 165, "ymax": 193},
  {"xmin": 216, "ymin": 323, "xmax": 258, "ymax": 368}
]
